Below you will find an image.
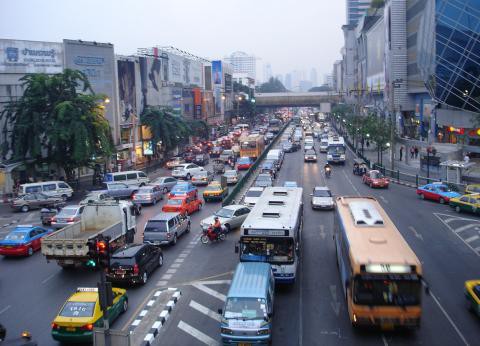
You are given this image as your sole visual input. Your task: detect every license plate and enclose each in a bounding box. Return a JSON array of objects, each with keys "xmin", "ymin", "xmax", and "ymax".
[
  {"xmin": 66, "ymin": 327, "xmax": 76, "ymax": 332},
  {"xmin": 381, "ymin": 323, "xmax": 394, "ymax": 330},
  {"xmin": 64, "ymin": 260, "xmax": 74, "ymax": 265},
  {"xmin": 116, "ymin": 270, "xmax": 126, "ymax": 274},
  {"xmin": 238, "ymin": 343, "xmax": 251, "ymax": 346}
]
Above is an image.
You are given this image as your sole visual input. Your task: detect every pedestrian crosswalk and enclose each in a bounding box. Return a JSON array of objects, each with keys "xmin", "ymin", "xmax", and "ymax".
[
  {"xmin": 434, "ymin": 213, "xmax": 480, "ymax": 256},
  {"xmin": 176, "ymin": 279, "xmax": 231, "ymax": 346}
]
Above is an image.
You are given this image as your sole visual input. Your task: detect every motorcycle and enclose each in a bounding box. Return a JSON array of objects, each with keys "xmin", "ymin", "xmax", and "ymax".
[
  {"xmin": 325, "ymin": 166, "xmax": 332, "ymax": 178},
  {"xmin": 201, "ymin": 226, "xmax": 226, "ymax": 244}
]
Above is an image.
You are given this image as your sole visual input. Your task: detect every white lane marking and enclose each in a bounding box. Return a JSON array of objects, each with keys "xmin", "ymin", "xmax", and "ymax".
[
  {"xmin": 41, "ymin": 273, "xmax": 57, "ymax": 284},
  {"xmin": 156, "ymin": 280, "xmax": 168, "ymax": 287},
  {"xmin": 0, "ymin": 305, "xmax": 11, "ymax": 315},
  {"xmin": 152, "ymin": 321, "xmax": 162, "ymax": 329},
  {"xmin": 455, "ymin": 224, "xmax": 480, "ymax": 234},
  {"xmin": 194, "ymin": 280, "xmax": 231, "ymax": 285},
  {"xmin": 189, "ymin": 300, "xmax": 221, "ymax": 322},
  {"xmin": 161, "ymin": 274, "xmax": 173, "ymax": 280},
  {"xmin": 174, "ymin": 258, "xmax": 185, "ymax": 263},
  {"xmin": 154, "ymin": 291, "xmax": 162, "ymax": 297},
  {"xmin": 166, "ymin": 268, "xmax": 177, "ymax": 274},
  {"xmin": 147, "ymin": 300, "xmax": 155, "ymax": 307},
  {"xmin": 319, "ymin": 225, "xmax": 327, "ymax": 240},
  {"xmin": 342, "ymin": 170, "xmax": 361, "ymax": 196},
  {"xmin": 192, "ymin": 283, "xmax": 226, "ymax": 301},
  {"xmin": 179, "ymin": 253, "xmax": 189, "ymax": 258},
  {"xmin": 329, "ymin": 285, "xmax": 340, "ymax": 316},
  {"xmin": 379, "ymin": 195, "xmax": 389, "ymax": 204},
  {"xmin": 170, "ymin": 263, "xmax": 182, "ymax": 268},
  {"xmin": 144, "ymin": 333, "xmax": 154, "ymax": 343},
  {"xmin": 139, "ymin": 310, "xmax": 148, "ymax": 317},
  {"xmin": 382, "ymin": 334, "xmax": 389, "ymax": 346},
  {"xmin": 408, "ymin": 226, "xmax": 424, "ymax": 241},
  {"xmin": 431, "ymin": 292, "xmax": 470, "ymax": 345},
  {"xmin": 465, "ymin": 235, "xmax": 479, "ymax": 243},
  {"xmin": 178, "ymin": 321, "xmax": 219, "ymax": 346},
  {"xmin": 434, "ymin": 214, "xmax": 480, "ymax": 257},
  {"xmin": 132, "ymin": 319, "xmax": 141, "ymax": 326},
  {"xmin": 24, "ymin": 212, "xmax": 37, "ymax": 222}
]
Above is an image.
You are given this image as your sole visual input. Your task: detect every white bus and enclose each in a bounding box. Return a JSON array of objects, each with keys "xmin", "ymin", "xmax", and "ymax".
[
  {"xmin": 237, "ymin": 187, "xmax": 303, "ymax": 284},
  {"xmin": 327, "ymin": 136, "xmax": 346, "ymax": 164}
]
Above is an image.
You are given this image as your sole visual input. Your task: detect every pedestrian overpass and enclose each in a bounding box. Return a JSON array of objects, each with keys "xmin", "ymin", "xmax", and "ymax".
[{"xmin": 254, "ymin": 92, "xmax": 341, "ymax": 108}]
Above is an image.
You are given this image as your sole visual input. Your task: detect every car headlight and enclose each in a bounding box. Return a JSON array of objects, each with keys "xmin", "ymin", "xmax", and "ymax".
[
  {"xmin": 340, "ymin": 154, "xmax": 345, "ymax": 159},
  {"xmin": 221, "ymin": 327, "xmax": 233, "ymax": 335},
  {"xmin": 257, "ymin": 328, "xmax": 270, "ymax": 335}
]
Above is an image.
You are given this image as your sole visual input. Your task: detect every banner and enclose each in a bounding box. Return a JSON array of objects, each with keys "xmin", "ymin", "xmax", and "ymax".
[
  {"xmin": 212, "ymin": 60, "xmax": 223, "ymax": 85},
  {"xmin": 139, "ymin": 56, "xmax": 162, "ymax": 110},
  {"xmin": 117, "ymin": 60, "xmax": 137, "ymax": 124}
]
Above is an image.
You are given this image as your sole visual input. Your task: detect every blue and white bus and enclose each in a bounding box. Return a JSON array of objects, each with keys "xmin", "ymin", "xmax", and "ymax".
[
  {"xmin": 327, "ymin": 136, "xmax": 346, "ymax": 164},
  {"xmin": 238, "ymin": 187, "xmax": 303, "ymax": 284}
]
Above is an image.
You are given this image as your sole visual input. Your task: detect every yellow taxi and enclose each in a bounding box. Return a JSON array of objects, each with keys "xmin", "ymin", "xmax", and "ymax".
[
  {"xmin": 465, "ymin": 280, "xmax": 480, "ymax": 317},
  {"xmin": 465, "ymin": 184, "xmax": 480, "ymax": 194},
  {"xmin": 449, "ymin": 193, "xmax": 480, "ymax": 215},
  {"xmin": 51, "ymin": 287, "xmax": 128, "ymax": 343},
  {"xmin": 203, "ymin": 181, "xmax": 228, "ymax": 202}
]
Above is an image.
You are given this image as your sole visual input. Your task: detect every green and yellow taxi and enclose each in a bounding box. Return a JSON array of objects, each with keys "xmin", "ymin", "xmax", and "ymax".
[
  {"xmin": 51, "ymin": 287, "xmax": 128, "ymax": 343},
  {"xmin": 203, "ymin": 181, "xmax": 228, "ymax": 202},
  {"xmin": 449, "ymin": 193, "xmax": 480, "ymax": 214},
  {"xmin": 465, "ymin": 184, "xmax": 480, "ymax": 194},
  {"xmin": 465, "ymin": 280, "xmax": 480, "ymax": 317}
]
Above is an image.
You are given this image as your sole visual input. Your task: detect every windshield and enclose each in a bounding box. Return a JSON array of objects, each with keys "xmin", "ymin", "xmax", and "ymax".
[
  {"xmin": 215, "ymin": 208, "xmax": 234, "ymax": 218},
  {"xmin": 328, "ymin": 146, "xmax": 345, "ymax": 155},
  {"xmin": 57, "ymin": 208, "xmax": 78, "ymax": 217},
  {"xmin": 4, "ymin": 232, "xmax": 27, "ymax": 241},
  {"xmin": 194, "ymin": 172, "xmax": 207, "ymax": 178},
  {"xmin": 145, "ymin": 220, "xmax": 168, "ymax": 232},
  {"xmin": 174, "ymin": 165, "xmax": 185, "ymax": 170},
  {"xmin": 257, "ymin": 176, "xmax": 271, "ymax": 181},
  {"xmin": 225, "ymin": 171, "xmax": 236, "ymax": 177},
  {"xmin": 60, "ymin": 301, "xmax": 96, "ymax": 318},
  {"xmin": 437, "ymin": 186, "xmax": 450, "ymax": 192},
  {"xmin": 306, "ymin": 150, "xmax": 315, "ymax": 155},
  {"xmin": 173, "ymin": 185, "xmax": 188, "ymax": 192},
  {"xmin": 353, "ymin": 276, "xmax": 421, "ymax": 306},
  {"xmin": 224, "ymin": 297, "xmax": 267, "ymax": 320},
  {"xmin": 206, "ymin": 185, "xmax": 221, "ymax": 191},
  {"xmin": 313, "ymin": 189, "xmax": 331, "ymax": 197},
  {"xmin": 240, "ymin": 236, "xmax": 294, "ymax": 264},
  {"xmin": 370, "ymin": 172, "xmax": 384, "ymax": 179},
  {"xmin": 246, "ymin": 190, "xmax": 263, "ymax": 197},
  {"xmin": 167, "ymin": 199, "xmax": 183, "ymax": 205},
  {"xmin": 238, "ymin": 158, "xmax": 250, "ymax": 164},
  {"xmin": 138, "ymin": 188, "xmax": 154, "ymax": 193}
]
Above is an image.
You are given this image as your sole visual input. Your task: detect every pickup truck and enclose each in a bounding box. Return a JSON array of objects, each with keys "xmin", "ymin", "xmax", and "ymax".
[
  {"xmin": 41, "ymin": 200, "xmax": 137, "ymax": 269},
  {"xmin": 101, "ymin": 182, "xmax": 139, "ymax": 199}
]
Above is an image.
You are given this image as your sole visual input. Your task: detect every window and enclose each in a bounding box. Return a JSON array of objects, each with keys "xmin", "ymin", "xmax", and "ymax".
[
  {"xmin": 139, "ymin": 172, "xmax": 147, "ymax": 178},
  {"xmin": 168, "ymin": 219, "xmax": 175, "ymax": 228},
  {"xmin": 127, "ymin": 173, "xmax": 137, "ymax": 180},
  {"xmin": 43, "ymin": 183, "xmax": 57, "ymax": 191},
  {"xmin": 25, "ymin": 186, "xmax": 42, "ymax": 193},
  {"xmin": 114, "ymin": 174, "xmax": 127, "ymax": 182},
  {"xmin": 60, "ymin": 302, "xmax": 96, "ymax": 317},
  {"xmin": 58, "ymin": 183, "xmax": 70, "ymax": 189}
]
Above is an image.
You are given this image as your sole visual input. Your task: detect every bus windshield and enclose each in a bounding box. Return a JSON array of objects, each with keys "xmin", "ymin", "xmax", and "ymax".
[
  {"xmin": 240, "ymin": 236, "xmax": 294, "ymax": 264},
  {"xmin": 328, "ymin": 146, "xmax": 345, "ymax": 155},
  {"xmin": 353, "ymin": 276, "xmax": 421, "ymax": 306},
  {"xmin": 224, "ymin": 297, "xmax": 267, "ymax": 320}
]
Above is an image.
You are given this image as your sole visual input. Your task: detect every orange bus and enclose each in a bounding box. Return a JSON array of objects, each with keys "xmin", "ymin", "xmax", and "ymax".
[
  {"xmin": 239, "ymin": 134, "xmax": 265, "ymax": 160},
  {"xmin": 334, "ymin": 196, "xmax": 425, "ymax": 329}
]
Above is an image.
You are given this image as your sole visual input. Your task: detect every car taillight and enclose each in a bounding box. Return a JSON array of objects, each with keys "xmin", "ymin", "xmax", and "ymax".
[
  {"xmin": 67, "ymin": 217, "xmax": 75, "ymax": 222},
  {"xmin": 80, "ymin": 324, "xmax": 93, "ymax": 331},
  {"xmin": 133, "ymin": 264, "xmax": 139, "ymax": 274},
  {"xmin": 51, "ymin": 323, "xmax": 60, "ymax": 329},
  {"xmin": 51, "ymin": 217, "xmax": 57, "ymax": 222},
  {"xmin": 132, "ymin": 194, "xmax": 137, "ymax": 200}
]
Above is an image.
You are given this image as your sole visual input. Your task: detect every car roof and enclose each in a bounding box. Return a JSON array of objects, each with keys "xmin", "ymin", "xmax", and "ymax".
[
  {"xmin": 12, "ymin": 225, "xmax": 37, "ymax": 232},
  {"xmin": 150, "ymin": 211, "xmax": 181, "ymax": 221},
  {"xmin": 225, "ymin": 170, "xmax": 237, "ymax": 174},
  {"xmin": 112, "ymin": 243, "xmax": 146, "ymax": 258},
  {"xmin": 314, "ymin": 186, "xmax": 330, "ymax": 191},
  {"xmin": 248, "ymin": 187, "xmax": 264, "ymax": 191},
  {"xmin": 68, "ymin": 291, "xmax": 98, "ymax": 302},
  {"xmin": 258, "ymin": 173, "xmax": 271, "ymax": 178},
  {"xmin": 223, "ymin": 204, "xmax": 246, "ymax": 211}
]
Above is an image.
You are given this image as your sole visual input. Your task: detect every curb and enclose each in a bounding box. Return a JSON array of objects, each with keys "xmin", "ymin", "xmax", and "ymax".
[
  {"xmin": 139, "ymin": 288, "xmax": 181, "ymax": 346},
  {"xmin": 390, "ymin": 180, "xmax": 417, "ymax": 188}
]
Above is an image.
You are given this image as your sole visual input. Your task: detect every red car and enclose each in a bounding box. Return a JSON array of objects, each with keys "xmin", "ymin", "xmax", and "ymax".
[
  {"xmin": 162, "ymin": 195, "xmax": 202, "ymax": 216},
  {"xmin": 0, "ymin": 225, "xmax": 52, "ymax": 256},
  {"xmin": 362, "ymin": 170, "xmax": 389, "ymax": 188},
  {"xmin": 237, "ymin": 157, "xmax": 253, "ymax": 170}
]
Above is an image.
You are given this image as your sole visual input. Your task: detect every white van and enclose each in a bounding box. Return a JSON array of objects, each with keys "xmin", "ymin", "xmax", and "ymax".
[
  {"xmin": 103, "ymin": 170, "xmax": 149, "ymax": 186},
  {"xmin": 19, "ymin": 181, "xmax": 73, "ymax": 199},
  {"xmin": 320, "ymin": 139, "xmax": 329, "ymax": 152},
  {"xmin": 266, "ymin": 149, "xmax": 284, "ymax": 170}
]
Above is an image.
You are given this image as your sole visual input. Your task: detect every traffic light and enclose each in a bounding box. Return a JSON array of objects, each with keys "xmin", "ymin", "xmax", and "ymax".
[
  {"xmin": 86, "ymin": 239, "xmax": 97, "ymax": 268},
  {"xmin": 96, "ymin": 235, "xmax": 111, "ymax": 268}
]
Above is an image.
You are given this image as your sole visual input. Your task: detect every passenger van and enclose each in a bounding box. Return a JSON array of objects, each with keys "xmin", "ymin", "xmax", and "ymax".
[
  {"xmin": 219, "ymin": 262, "xmax": 275, "ymax": 345},
  {"xmin": 143, "ymin": 212, "xmax": 190, "ymax": 246},
  {"xmin": 103, "ymin": 170, "xmax": 149, "ymax": 186},
  {"xmin": 266, "ymin": 149, "xmax": 283, "ymax": 170},
  {"xmin": 19, "ymin": 181, "xmax": 73, "ymax": 200}
]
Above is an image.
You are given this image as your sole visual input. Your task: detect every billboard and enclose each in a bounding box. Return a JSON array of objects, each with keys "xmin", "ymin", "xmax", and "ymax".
[
  {"xmin": 0, "ymin": 39, "xmax": 63, "ymax": 74},
  {"xmin": 366, "ymin": 19, "xmax": 385, "ymax": 77},
  {"xmin": 212, "ymin": 60, "xmax": 222, "ymax": 85},
  {"xmin": 190, "ymin": 61, "xmax": 203, "ymax": 87},
  {"xmin": 224, "ymin": 73, "xmax": 232, "ymax": 92},
  {"xmin": 204, "ymin": 65, "xmax": 212, "ymax": 90},
  {"xmin": 169, "ymin": 53, "xmax": 183, "ymax": 84},
  {"xmin": 214, "ymin": 86, "xmax": 222, "ymax": 114},
  {"xmin": 139, "ymin": 56, "xmax": 162, "ymax": 111},
  {"xmin": 117, "ymin": 60, "xmax": 137, "ymax": 124}
]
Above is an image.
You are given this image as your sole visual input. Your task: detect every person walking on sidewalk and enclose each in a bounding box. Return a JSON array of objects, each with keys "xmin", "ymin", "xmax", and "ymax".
[
  {"xmin": 399, "ymin": 146, "xmax": 403, "ymax": 161},
  {"xmin": 414, "ymin": 146, "xmax": 419, "ymax": 159},
  {"xmin": 410, "ymin": 147, "xmax": 415, "ymax": 159}
]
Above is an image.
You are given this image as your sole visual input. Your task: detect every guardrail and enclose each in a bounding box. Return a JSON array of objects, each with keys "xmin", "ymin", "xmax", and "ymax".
[{"xmin": 222, "ymin": 121, "xmax": 291, "ymax": 206}]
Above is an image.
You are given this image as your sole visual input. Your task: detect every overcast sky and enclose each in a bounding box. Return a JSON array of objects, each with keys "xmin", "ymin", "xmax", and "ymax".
[{"xmin": 0, "ymin": 0, "xmax": 345, "ymax": 83}]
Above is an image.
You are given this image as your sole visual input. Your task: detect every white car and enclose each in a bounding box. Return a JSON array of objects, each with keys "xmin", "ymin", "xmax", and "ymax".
[
  {"xmin": 223, "ymin": 170, "xmax": 240, "ymax": 185},
  {"xmin": 243, "ymin": 187, "xmax": 264, "ymax": 207},
  {"xmin": 305, "ymin": 136, "xmax": 314, "ymax": 146},
  {"xmin": 172, "ymin": 163, "xmax": 205, "ymax": 180},
  {"xmin": 304, "ymin": 150, "xmax": 317, "ymax": 162},
  {"xmin": 200, "ymin": 205, "xmax": 251, "ymax": 232},
  {"xmin": 311, "ymin": 186, "xmax": 334, "ymax": 210},
  {"xmin": 304, "ymin": 144, "xmax": 314, "ymax": 152}
]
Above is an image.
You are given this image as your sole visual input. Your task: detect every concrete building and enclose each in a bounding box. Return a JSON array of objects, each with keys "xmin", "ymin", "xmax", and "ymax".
[
  {"xmin": 346, "ymin": 0, "xmax": 373, "ymax": 25},
  {"xmin": 224, "ymin": 51, "xmax": 256, "ymax": 80},
  {"xmin": 342, "ymin": 24, "xmax": 357, "ymax": 101},
  {"xmin": 333, "ymin": 60, "xmax": 343, "ymax": 92},
  {"xmin": 285, "ymin": 73, "xmax": 292, "ymax": 90}
]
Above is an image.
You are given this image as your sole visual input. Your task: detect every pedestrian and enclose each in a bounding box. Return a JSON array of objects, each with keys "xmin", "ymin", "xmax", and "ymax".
[
  {"xmin": 399, "ymin": 146, "xmax": 403, "ymax": 161},
  {"xmin": 410, "ymin": 147, "xmax": 415, "ymax": 159},
  {"xmin": 414, "ymin": 146, "xmax": 419, "ymax": 159},
  {"xmin": 464, "ymin": 153, "xmax": 470, "ymax": 164},
  {"xmin": 366, "ymin": 140, "xmax": 370, "ymax": 149}
]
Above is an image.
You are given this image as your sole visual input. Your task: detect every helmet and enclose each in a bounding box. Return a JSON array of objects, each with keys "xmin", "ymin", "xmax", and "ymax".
[{"xmin": 214, "ymin": 216, "xmax": 219, "ymax": 221}]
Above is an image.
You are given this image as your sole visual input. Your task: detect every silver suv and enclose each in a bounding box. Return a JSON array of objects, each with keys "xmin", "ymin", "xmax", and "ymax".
[{"xmin": 143, "ymin": 212, "xmax": 190, "ymax": 246}]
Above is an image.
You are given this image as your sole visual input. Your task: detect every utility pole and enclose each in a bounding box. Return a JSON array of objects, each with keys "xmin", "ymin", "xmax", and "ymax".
[{"xmin": 390, "ymin": 79, "xmax": 402, "ymax": 171}]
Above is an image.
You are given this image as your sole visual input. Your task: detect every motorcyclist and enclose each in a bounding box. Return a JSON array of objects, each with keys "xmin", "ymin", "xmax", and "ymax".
[
  {"xmin": 212, "ymin": 217, "xmax": 222, "ymax": 237},
  {"xmin": 324, "ymin": 163, "xmax": 332, "ymax": 176}
]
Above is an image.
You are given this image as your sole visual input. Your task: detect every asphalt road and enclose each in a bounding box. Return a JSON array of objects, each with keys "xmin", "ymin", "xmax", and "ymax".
[{"xmin": 1, "ymin": 133, "xmax": 480, "ymax": 346}]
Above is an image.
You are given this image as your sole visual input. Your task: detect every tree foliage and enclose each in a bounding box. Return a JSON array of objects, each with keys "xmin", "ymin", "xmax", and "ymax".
[
  {"xmin": 309, "ymin": 85, "xmax": 333, "ymax": 92},
  {"xmin": 256, "ymin": 77, "xmax": 287, "ymax": 93},
  {"xmin": 140, "ymin": 106, "xmax": 194, "ymax": 152},
  {"xmin": 1, "ymin": 69, "xmax": 114, "ymax": 180}
]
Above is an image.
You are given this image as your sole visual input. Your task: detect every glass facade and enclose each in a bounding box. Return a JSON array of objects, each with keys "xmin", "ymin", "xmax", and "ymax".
[{"xmin": 418, "ymin": 0, "xmax": 480, "ymax": 113}]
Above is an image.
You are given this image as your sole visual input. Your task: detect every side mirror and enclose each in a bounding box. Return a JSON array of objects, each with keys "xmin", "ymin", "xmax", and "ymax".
[
  {"xmin": 422, "ymin": 279, "xmax": 430, "ymax": 295},
  {"xmin": 234, "ymin": 244, "xmax": 239, "ymax": 253},
  {"xmin": 310, "ymin": 194, "xmax": 313, "ymax": 196},
  {"xmin": 217, "ymin": 308, "xmax": 223, "ymax": 315}
]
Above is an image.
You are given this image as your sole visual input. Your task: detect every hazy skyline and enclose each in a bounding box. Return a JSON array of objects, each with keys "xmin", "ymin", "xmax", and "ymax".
[{"xmin": 0, "ymin": 0, "xmax": 345, "ymax": 78}]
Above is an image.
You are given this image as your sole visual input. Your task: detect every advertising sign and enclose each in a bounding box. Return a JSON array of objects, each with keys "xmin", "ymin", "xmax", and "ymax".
[
  {"xmin": 117, "ymin": 60, "xmax": 137, "ymax": 124},
  {"xmin": 143, "ymin": 141, "xmax": 153, "ymax": 155},
  {"xmin": 190, "ymin": 61, "xmax": 203, "ymax": 87},
  {"xmin": 0, "ymin": 39, "xmax": 63, "ymax": 74},
  {"xmin": 169, "ymin": 53, "xmax": 183, "ymax": 84},
  {"xmin": 139, "ymin": 56, "xmax": 162, "ymax": 111},
  {"xmin": 212, "ymin": 60, "xmax": 223, "ymax": 85},
  {"xmin": 224, "ymin": 73, "xmax": 232, "ymax": 92},
  {"xmin": 214, "ymin": 86, "xmax": 222, "ymax": 114},
  {"xmin": 204, "ymin": 66, "xmax": 212, "ymax": 90}
]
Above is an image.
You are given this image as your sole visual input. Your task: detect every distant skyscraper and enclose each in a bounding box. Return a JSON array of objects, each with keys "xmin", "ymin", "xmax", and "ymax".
[
  {"xmin": 285, "ymin": 73, "xmax": 292, "ymax": 90},
  {"xmin": 276, "ymin": 74, "xmax": 284, "ymax": 85},
  {"xmin": 346, "ymin": 0, "xmax": 372, "ymax": 25},
  {"xmin": 263, "ymin": 63, "xmax": 273, "ymax": 82},
  {"xmin": 310, "ymin": 68, "xmax": 318, "ymax": 87},
  {"xmin": 224, "ymin": 51, "xmax": 256, "ymax": 79}
]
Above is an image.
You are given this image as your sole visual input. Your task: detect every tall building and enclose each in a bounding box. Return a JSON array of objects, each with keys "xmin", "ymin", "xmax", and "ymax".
[
  {"xmin": 224, "ymin": 51, "xmax": 256, "ymax": 79},
  {"xmin": 346, "ymin": 0, "xmax": 373, "ymax": 25},
  {"xmin": 263, "ymin": 63, "xmax": 273, "ymax": 82},
  {"xmin": 285, "ymin": 73, "xmax": 292, "ymax": 90},
  {"xmin": 310, "ymin": 68, "xmax": 318, "ymax": 86}
]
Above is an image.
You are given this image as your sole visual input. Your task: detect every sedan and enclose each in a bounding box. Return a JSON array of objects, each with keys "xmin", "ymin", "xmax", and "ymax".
[
  {"xmin": 191, "ymin": 171, "xmax": 214, "ymax": 186},
  {"xmin": 162, "ymin": 196, "xmax": 202, "ymax": 216},
  {"xmin": 169, "ymin": 182, "xmax": 198, "ymax": 199},
  {"xmin": 166, "ymin": 156, "xmax": 185, "ymax": 169},
  {"xmin": 203, "ymin": 182, "xmax": 228, "ymax": 202},
  {"xmin": 200, "ymin": 205, "xmax": 251, "ymax": 232},
  {"xmin": 11, "ymin": 193, "xmax": 65, "ymax": 212},
  {"xmin": 237, "ymin": 157, "xmax": 254, "ymax": 170},
  {"xmin": 0, "ymin": 225, "xmax": 52, "ymax": 256},
  {"xmin": 151, "ymin": 176, "xmax": 178, "ymax": 193},
  {"xmin": 193, "ymin": 154, "xmax": 209, "ymax": 166},
  {"xmin": 449, "ymin": 194, "xmax": 480, "ymax": 214},
  {"xmin": 51, "ymin": 205, "xmax": 85, "ymax": 229},
  {"xmin": 304, "ymin": 149, "xmax": 317, "ymax": 162},
  {"xmin": 254, "ymin": 173, "xmax": 273, "ymax": 188},
  {"xmin": 132, "ymin": 185, "xmax": 163, "ymax": 205},
  {"xmin": 311, "ymin": 186, "xmax": 334, "ymax": 210},
  {"xmin": 362, "ymin": 170, "xmax": 389, "ymax": 188},
  {"xmin": 243, "ymin": 187, "xmax": 264, "ymax": 207},
  {"xmin": 172, "ymin": 163, "xmax": 205, "ymax": 180},
  {"xmin": 223, "ymin": 170, "xmax": 240, "ymax": 185},
  {"xmin": 416, "ymin": 183, "xmax": 461, "ymax": 204}
]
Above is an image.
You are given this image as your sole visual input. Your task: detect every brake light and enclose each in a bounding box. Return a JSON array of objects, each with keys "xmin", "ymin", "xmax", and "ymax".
[
  {"xmin": 133, "ymin": 264, "xmax": 139, "ymax": 274},
  {"xmin": 51, "ymin": 217, "xmax": 57, "ymax": 222},
  {"xmin": 51, "ymin": 323, "xmax": 59, "ymax": 329},
  {"xmin": 80, "ymin": 324, "xmax": 93, "ymax": 331},
  {"xmin": 66, "ymin": 217, "xmax": 75, "ymax": 222}
]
